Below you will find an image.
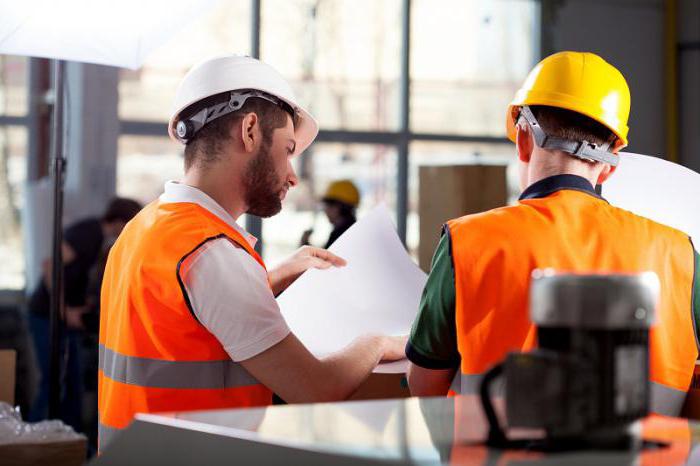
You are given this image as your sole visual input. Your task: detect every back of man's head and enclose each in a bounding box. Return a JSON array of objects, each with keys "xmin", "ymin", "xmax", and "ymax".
[
  {"xmin": 179, "ymin": 92, "xmax": 297, "ymax": 171},
  {"xmin": 529, "ymin": 105, "xmax": 616, "ymax": 150}
]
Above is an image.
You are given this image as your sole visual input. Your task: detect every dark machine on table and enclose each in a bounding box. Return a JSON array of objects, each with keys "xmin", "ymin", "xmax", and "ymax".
[{"xmin": 480, "ymin": 271, "xmax": 660, "ymax": 451}]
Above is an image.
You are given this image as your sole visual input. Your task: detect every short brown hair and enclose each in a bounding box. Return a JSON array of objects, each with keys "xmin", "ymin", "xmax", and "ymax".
[
  {"xmin": 179, "ymin": 92, "xmax": 296, "ymax": 171},
  {"xmin": 529, "ymin": 105, "xmax": 616, "ymax": 148}
]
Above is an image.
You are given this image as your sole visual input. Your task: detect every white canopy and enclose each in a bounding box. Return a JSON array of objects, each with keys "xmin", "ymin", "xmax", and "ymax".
[{"xmin": 0, "ymin": 0, "xmax": 219, "ymax": 69}]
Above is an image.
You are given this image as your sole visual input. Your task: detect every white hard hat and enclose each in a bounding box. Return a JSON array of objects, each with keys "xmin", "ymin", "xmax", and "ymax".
[{"xmin": 168, "ymin": 55, "xmax": 318, "ymax": 156}]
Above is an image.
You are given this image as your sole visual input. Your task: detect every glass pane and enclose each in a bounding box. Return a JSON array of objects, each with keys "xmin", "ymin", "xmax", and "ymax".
[
  {"xmin": 117, "ymin": 135, "xmax": 184, "ymax": 204},
  {"xmin": 263, "ymin": 143, "xmax": 397, "ymax": 265},
  {"xmin": 410, "ymin": 0, "xmax": 539, "ymax": 135},
  {"xmin": 0, "ymin": 55, "xmax": 28, "ymax": 116},
  {"xmin": 0, "ymin": 126, "xmax": 27, "ymax": 289},
  {"xmin": 119, "ymin": 1, "xmax": 251, "ymax": 121},
  {"xmin": 261, "ymin": 0, "xmax": 401, "ymax": 131},
  {"xmin": 408, "ymin": 141, "xmax": 518, "ymax": 263}
]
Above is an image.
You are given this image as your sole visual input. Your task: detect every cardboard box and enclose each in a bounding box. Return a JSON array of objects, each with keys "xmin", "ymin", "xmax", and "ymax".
[
  {"xmin": 0, "ymin": 439, "xmax": 87, "ymax": 466},
  {"xmin": 418, "ymin": 164, "xmax": 508, "ymax": 272},
  {"xmin": 0, "ymin": 349, "xmax": 16, "ymax": 405},
  {"xmin": 348, "ymin": 372, "xmax": 410, "ymax": 401}
]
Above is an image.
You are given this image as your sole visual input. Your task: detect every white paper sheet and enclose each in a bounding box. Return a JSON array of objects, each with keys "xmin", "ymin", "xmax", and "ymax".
[
  {"xmin": 277, "ymin": 205, "xmax": 427, "ymax": 373},
  {"xmin": 603, "ymin": 152, "xmax": 700, "ymax": 243}
]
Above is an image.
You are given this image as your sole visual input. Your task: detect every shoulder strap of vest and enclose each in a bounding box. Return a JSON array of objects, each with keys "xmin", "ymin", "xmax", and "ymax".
[
  {"xmin": 187, "ymin": 203, "xmax": 266, "ymax": 269},
  {"xmin": 175, "ymin": 234, "xmax": 230, "ymax": 325}
]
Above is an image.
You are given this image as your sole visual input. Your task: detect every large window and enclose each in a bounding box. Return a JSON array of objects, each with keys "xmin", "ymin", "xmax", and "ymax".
[
  {"xmin": 117, "ymin": 0, "xmax": 540, "ymax": 265},
  {"xmin": 0, "ymin": 57, "xmax": 28, "ymax": 290},
  {"xmin": 119, "ymin": 1, "xmax": 251, "ymax": 122},
  {"xmin": 261, "ymin": 0, "xmax": 401, "ymax": 132}
]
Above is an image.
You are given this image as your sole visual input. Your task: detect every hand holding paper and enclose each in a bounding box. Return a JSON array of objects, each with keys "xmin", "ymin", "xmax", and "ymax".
[
  {"xmin": 269, "ymin": 246, "xmax": 347, "ymax": 296},
  {"xmin": 277, "ymin": 205, "xmax": 427, "ymax": 372}
]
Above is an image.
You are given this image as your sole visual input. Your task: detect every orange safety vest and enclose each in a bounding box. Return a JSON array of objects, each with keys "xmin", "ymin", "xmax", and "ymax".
[
  {"xmin": 98, "ymin": 201, "xmax": 272, "ymax": 452},
  {"xmin": 446, "ymin": 186, "xmax": 698, "ymax": 417}
]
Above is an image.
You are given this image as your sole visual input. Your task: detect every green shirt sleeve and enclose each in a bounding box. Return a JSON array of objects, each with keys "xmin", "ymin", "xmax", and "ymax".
[{"xmin": 406, "ymin": 228, "xmax": 460, "ymax": 369}]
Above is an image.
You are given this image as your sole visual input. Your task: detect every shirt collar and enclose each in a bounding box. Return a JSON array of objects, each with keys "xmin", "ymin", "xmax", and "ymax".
[
  {"xmin": 159, "ymin": 181, "xmax": 258, "ymax": 248},
  {"xmin": 519, "ymin": 174, "xmax": 604, "ymax": 201}
]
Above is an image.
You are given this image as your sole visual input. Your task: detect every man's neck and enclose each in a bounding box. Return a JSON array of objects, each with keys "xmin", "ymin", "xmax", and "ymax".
[
  {"xmin": 527, "ymin": 151, "xmax": 602, "ymax": 189},
  {"xmin": 528, "ymin": 169, "xmax": 597, "ymax": 189},
  {"xmin": 183, "ymin": 167, "xmax": 247, "ymax": 220}
]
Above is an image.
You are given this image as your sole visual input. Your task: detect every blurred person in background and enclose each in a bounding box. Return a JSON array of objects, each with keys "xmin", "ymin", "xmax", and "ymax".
[
  {"xmin": 27, "ymin": 197, "xmax": 142, "ymax": 435},
  {"xmin": 301, "ymin": 179, "xmax": 359, "ymax": 248}
]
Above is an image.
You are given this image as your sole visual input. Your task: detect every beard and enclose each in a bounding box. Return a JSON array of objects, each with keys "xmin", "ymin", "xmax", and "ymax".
[{"xmin": 243, "ymin": 140, "xmax": 286, "ymax": 218}]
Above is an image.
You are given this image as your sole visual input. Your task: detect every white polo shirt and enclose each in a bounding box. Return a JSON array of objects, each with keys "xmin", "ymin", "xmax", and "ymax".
[{"xmin": 160, "ymin": 181, "xmax": 290, "ymax": 362}]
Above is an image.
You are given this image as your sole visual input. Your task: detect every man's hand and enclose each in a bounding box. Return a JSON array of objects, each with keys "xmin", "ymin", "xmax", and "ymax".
[
  {"xmin": 268, "ymin": 246, "xmax": 346, "ymax": 296},
  {"xmin": 379, "ymin": 335, "xmax": 408, "ymax": 362},
  {"xmin": 241, "ymin": 333, "xmax": 407, "ymax": 403},
  {"xmin": 65, "ymin": 306, "xmax": 88, "ymax": 330}
]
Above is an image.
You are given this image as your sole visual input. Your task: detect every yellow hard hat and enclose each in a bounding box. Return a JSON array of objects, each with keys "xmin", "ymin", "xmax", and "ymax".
[
  {"xmin": 322, "ymin": 180, "xmax": 360, "ymax": 207},
  {"xmin": 506, "ymin": 51, "xmax": 631, "ymax": 151}
]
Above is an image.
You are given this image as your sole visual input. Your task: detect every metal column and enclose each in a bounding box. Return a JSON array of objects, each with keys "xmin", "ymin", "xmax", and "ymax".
[
  {"xmin": 246, "ymin": 0, "xmax": 264, "ymax": 254},
  {"xmin": 397, "ymin": 0, "xmax": 411, "ymax": 244}
]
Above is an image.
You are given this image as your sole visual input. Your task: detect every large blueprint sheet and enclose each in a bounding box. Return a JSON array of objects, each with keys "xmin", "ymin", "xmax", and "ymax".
[
  {"xmin": 604, "ymin": 152, "xmax": 700, "ymax": 243},
  {"xmin": 277, "ymin": 205, "xmax": 427, "ymax": 372}
]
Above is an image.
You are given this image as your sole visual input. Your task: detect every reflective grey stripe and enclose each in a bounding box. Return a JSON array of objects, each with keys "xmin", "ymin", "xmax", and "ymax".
[
  {"xmin": 650, "ymin": 381, "xmax": 687, "ymax": 417},
  {"xmin": 454, "ymin": 371, "xmax": 685, "ymax": 417},
  {"xmin": 452, "ymin": 372, "xmax": 504, "ymax": 396},
  {"xmin": 98, "ymin": 422, "xmax": 122, "ymax": 451},
  {"xmin": 99, "ymin": 344, "xmax": 259, "ymax": 389},
  {"xmin": 449, "ymin": 371, "xmax": 461, "ymax": 393}
]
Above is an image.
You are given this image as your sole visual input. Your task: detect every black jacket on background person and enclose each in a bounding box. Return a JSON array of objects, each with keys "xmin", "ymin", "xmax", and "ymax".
[{"xmin": 27, "ymin": 218, "xmax": 103, "ymax": 323}]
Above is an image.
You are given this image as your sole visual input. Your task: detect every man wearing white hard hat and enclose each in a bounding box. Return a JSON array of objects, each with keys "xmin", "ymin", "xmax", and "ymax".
[{"xmin": 97, "ymin": 55, "xmax": 405, "ymax": 451}]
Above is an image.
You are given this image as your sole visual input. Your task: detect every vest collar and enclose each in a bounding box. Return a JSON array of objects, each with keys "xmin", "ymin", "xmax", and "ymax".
[
  {"xmin": 519, "ymin": 174, "xmax": 605, "ymax": 201},
  {"xmin": 160, "ymin": 181, "xmax": 258, "ymax": 248}
]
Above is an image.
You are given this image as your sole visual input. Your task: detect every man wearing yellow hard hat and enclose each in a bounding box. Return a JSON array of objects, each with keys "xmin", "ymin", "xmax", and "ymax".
[
  {"xmin": 301, "ymin": 179, "xmax": 360, "ymax": 248},
  {"xmin": 405, "ymin": 51, "xmax": 700, "ymax": 417}
]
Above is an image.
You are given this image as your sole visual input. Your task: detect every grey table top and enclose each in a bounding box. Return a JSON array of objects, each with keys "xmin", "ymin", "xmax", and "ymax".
[{"xmin": 93, "ymin": 395, "xmax": 700, "ymax": 465}]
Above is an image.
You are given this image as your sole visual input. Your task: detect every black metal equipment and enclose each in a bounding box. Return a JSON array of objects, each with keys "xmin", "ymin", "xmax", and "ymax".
[{"xmin": 481, "ymin": 271, "xmax": 660, "ymax": 451}]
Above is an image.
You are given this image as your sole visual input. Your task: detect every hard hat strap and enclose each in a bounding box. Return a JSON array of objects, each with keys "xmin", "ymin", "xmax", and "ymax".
[
  {"xmin": 518, "ymin": 106, "xmax": 619, "ymax": 167},
  {"xmin": 177, "ymin": 90, "xmax": 296, "ymax": 143}
]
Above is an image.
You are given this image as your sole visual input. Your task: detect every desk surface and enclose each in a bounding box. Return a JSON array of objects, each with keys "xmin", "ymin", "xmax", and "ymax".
[{"xmin": 97, "ymin": 395, "xmax": 700, "ymax": 465}]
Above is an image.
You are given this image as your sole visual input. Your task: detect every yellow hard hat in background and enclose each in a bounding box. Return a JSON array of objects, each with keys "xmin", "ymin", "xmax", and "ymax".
[
  {"xmin": 506, "ymin": 51, "xmax": 631, "ymax": 151},
  {"xmin": 322, "ymin": 180, "xmax": 360, "ymax": 207}
]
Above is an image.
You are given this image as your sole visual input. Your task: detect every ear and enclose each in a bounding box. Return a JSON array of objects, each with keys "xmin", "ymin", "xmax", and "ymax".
[
  {"xmin": 516, "ymin": 123, "xmax": 534, "ymax": 163},
  {"xmin": 597, "ymin": 163, "xmax": 617, "ymax": 185},
  {"xmin": 239, "ymin": 112, "xmax": 260, "ymax": 154}
]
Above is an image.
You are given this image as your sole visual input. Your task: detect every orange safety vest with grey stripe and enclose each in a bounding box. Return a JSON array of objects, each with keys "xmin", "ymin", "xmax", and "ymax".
[
  {"xmin": 445, "ymin": 185, "xmax": 698, "ymax": 417},
  {"xmin": 97, "ymin": 201, "xmax": 272, "ymax": 452}
]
